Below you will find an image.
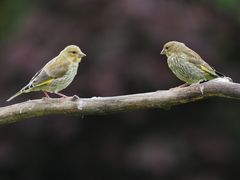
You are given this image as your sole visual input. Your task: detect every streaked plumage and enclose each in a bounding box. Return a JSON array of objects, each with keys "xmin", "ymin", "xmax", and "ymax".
[
  {"xmin": 7, "ymin": 45, "xmax": 86, "ymax": 101},
  {"xmin": 160, "ymin": 41, "xmax": 224, "ymax": 84}
]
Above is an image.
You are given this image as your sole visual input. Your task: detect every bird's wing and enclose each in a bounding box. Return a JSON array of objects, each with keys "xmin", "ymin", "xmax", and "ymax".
[
  {"xmin": 183, "ymin": 49, "xmax": 218, "ymax": 77},
  {"xmin": 29, "ymin": 68, "xmax": 55, "ymax": 88},
  {"xmin": 29, "ymin": 56, "xmax": 70, "ymax": 88},
  {"xmin": 44, "ymin": 56, "xmax": 71, "ymax": 78}
]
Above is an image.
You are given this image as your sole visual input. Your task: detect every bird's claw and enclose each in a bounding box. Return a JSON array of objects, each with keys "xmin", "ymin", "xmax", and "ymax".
[
  {"xmin": 189, "ymin": 81, "xmax": 205, "ymax": 95},
  {"xmin": 199, "ymin": 84, "xmax": 204, "ymax": 95},
  {"xmin": 42, "ymin": 97, "xmax": 51, "ymax": 100}
]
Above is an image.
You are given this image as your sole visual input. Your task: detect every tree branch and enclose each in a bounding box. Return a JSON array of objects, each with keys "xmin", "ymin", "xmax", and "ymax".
[{"xmin": 1, "ymin": 79, "xmax": 240, "ymax": 124}]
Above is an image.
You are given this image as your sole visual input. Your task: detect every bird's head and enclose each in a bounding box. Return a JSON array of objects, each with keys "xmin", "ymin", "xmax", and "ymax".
[
  {"xmin": 160, "ymin": 41, "xmax": 185, "ymax": 57},
  {"xmin": 61, "ymin": 45, "xmax": 86, "ymax": 62}
]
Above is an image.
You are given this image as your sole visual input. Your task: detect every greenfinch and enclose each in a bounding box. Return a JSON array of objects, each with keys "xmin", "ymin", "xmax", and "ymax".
[
  {"xmin": 7, "ymin": 45, "xmax": 86, "ymax": 101},
  {"xmin": 160, "ymin": 41, "xmax": 224, "ymax": 85}
]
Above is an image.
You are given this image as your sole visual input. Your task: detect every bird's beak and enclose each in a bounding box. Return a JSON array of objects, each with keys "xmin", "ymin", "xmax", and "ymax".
[
  {"xmin": 79, "ymin": 52, "xmax": 86, "ymax": 58},
  {"xmin": 160, "ymin": 49, "xmax": 165, "ymax": 55}
]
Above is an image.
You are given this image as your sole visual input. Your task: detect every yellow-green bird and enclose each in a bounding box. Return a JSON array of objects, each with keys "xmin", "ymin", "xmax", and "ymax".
[
  {"xmin": 7, "ymin": 45, "xmax": 86, "ymax": 101},
  {"xmin": 160, "ymin": 41, "xmax": 224, "ymax": 85}
]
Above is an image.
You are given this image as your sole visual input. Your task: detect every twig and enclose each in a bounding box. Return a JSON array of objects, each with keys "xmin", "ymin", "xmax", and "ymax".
[{"xmin": 1, "ymin": 79, "xmax": 240, "ymax": 124}]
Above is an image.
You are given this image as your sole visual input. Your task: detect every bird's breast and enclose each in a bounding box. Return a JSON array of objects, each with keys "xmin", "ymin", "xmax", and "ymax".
[{"xmin": 49, "ymin": 62, "xmax": 79, "ymax": 93}]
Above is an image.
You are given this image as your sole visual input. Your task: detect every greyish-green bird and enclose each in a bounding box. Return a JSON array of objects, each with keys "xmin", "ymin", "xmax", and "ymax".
[
  {"xmin": 7, "ymin": 45, "xmax": 86, "ymax": 101},
  {"xmin": 160, "ymin": 41, "xmax": 224, "ymax": 85}
]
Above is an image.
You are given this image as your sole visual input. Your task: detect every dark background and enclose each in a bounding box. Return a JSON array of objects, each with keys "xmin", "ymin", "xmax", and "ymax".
[{"xmin": 0, "ymin": 0, "xmax": 240, "ymax": 179}]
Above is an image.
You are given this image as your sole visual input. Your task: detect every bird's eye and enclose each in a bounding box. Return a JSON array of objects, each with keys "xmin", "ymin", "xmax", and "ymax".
[
  {"xmin": 69, "ymin": 51, "xmax": 77, "ymax": 54},
  {"xmin": 165, "ymin": 46, "xmax": 169, "ymax": 50}
]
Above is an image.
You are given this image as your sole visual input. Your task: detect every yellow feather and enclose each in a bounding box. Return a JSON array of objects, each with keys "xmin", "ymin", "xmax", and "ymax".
[
  {"xmin": 200, "ymin": 65, "xmax": 214, "ymax": 75},
  {"xmin": 35, "ymin": 79, "xmax": 54, "ymax": 87}
]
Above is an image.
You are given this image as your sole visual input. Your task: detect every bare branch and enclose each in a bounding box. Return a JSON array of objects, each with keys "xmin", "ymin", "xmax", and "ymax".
[{"xmin": 1, "ymin": 79, "xmax": 240, "ymax": 124}]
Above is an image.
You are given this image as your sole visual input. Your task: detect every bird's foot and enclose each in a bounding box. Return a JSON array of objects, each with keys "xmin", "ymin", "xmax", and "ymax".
[
  {"xmin": 42, "ymin": 97, "xmax": 51, "ymax": 100},
  {"xmin": 55, "ymin": 92, "xmax": 68, "ymax": 98},
  {"xmin": 189, "ymin": 81, "xmax": 205, "ymax": 95},
  {"xmin": 199, "ymin": 84, "xmax": 204, "ymax": 95},
  {"xmin": 42, "ymin": 92, "xmax": 51, "ymax": 100},
  {"xmin": 189, "ymin": 80, "xmax": 204, "ymax": 87},
  {"xmin": 43, "ymin": 91, "xmax": 51, "ymax": 98}
]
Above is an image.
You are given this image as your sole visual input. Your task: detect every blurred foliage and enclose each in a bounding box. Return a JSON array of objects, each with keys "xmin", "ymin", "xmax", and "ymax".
[
  {"xmin": 214, "ymin": 0, "xmax": 239, "ymax": 9},
  {"xmin": 212, "ymin": 0, "xmax": 240, "ymax": 23},
  {"xmin": 0, "ymin": 0, "xmax": 29, "ymax": 42},
  {"xmin": 0, "ymin": 0, "xmax": 240, "ymax": 180}
]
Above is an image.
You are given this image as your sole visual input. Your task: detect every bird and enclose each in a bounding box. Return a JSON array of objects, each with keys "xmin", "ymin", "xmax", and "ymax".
[
  {"xmin": 160, "ymin": 41, "xmax": 225, "ymax": 85},
  {"xmin": 7, "ymin": 45, "xmax": 86, "ymax": 101}
]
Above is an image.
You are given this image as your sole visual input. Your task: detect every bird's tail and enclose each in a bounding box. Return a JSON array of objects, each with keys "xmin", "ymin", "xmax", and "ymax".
[
  {"xmin": 215, "ymin": 71, "xmax": 225, "ymax": 77},
  {"xmin": 6, "ymin": 84, "xmax": 31, "ymax": 102}
]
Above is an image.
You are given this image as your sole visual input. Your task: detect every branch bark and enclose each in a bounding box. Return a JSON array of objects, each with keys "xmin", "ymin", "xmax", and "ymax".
[{"xmin": 1, "ymin": 79, "xmax": 240, "ymax": 124}]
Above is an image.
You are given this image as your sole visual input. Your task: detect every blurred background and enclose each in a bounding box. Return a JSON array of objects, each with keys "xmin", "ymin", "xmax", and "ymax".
[{"xmin": 0, "ymin": 0, "xmax": 240, "ymax": 179}]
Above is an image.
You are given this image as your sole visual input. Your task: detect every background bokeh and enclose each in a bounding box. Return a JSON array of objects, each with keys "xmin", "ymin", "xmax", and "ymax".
[{"xmin": 0, "ymin": 0, "xmax": 240, "ymax": 179}]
